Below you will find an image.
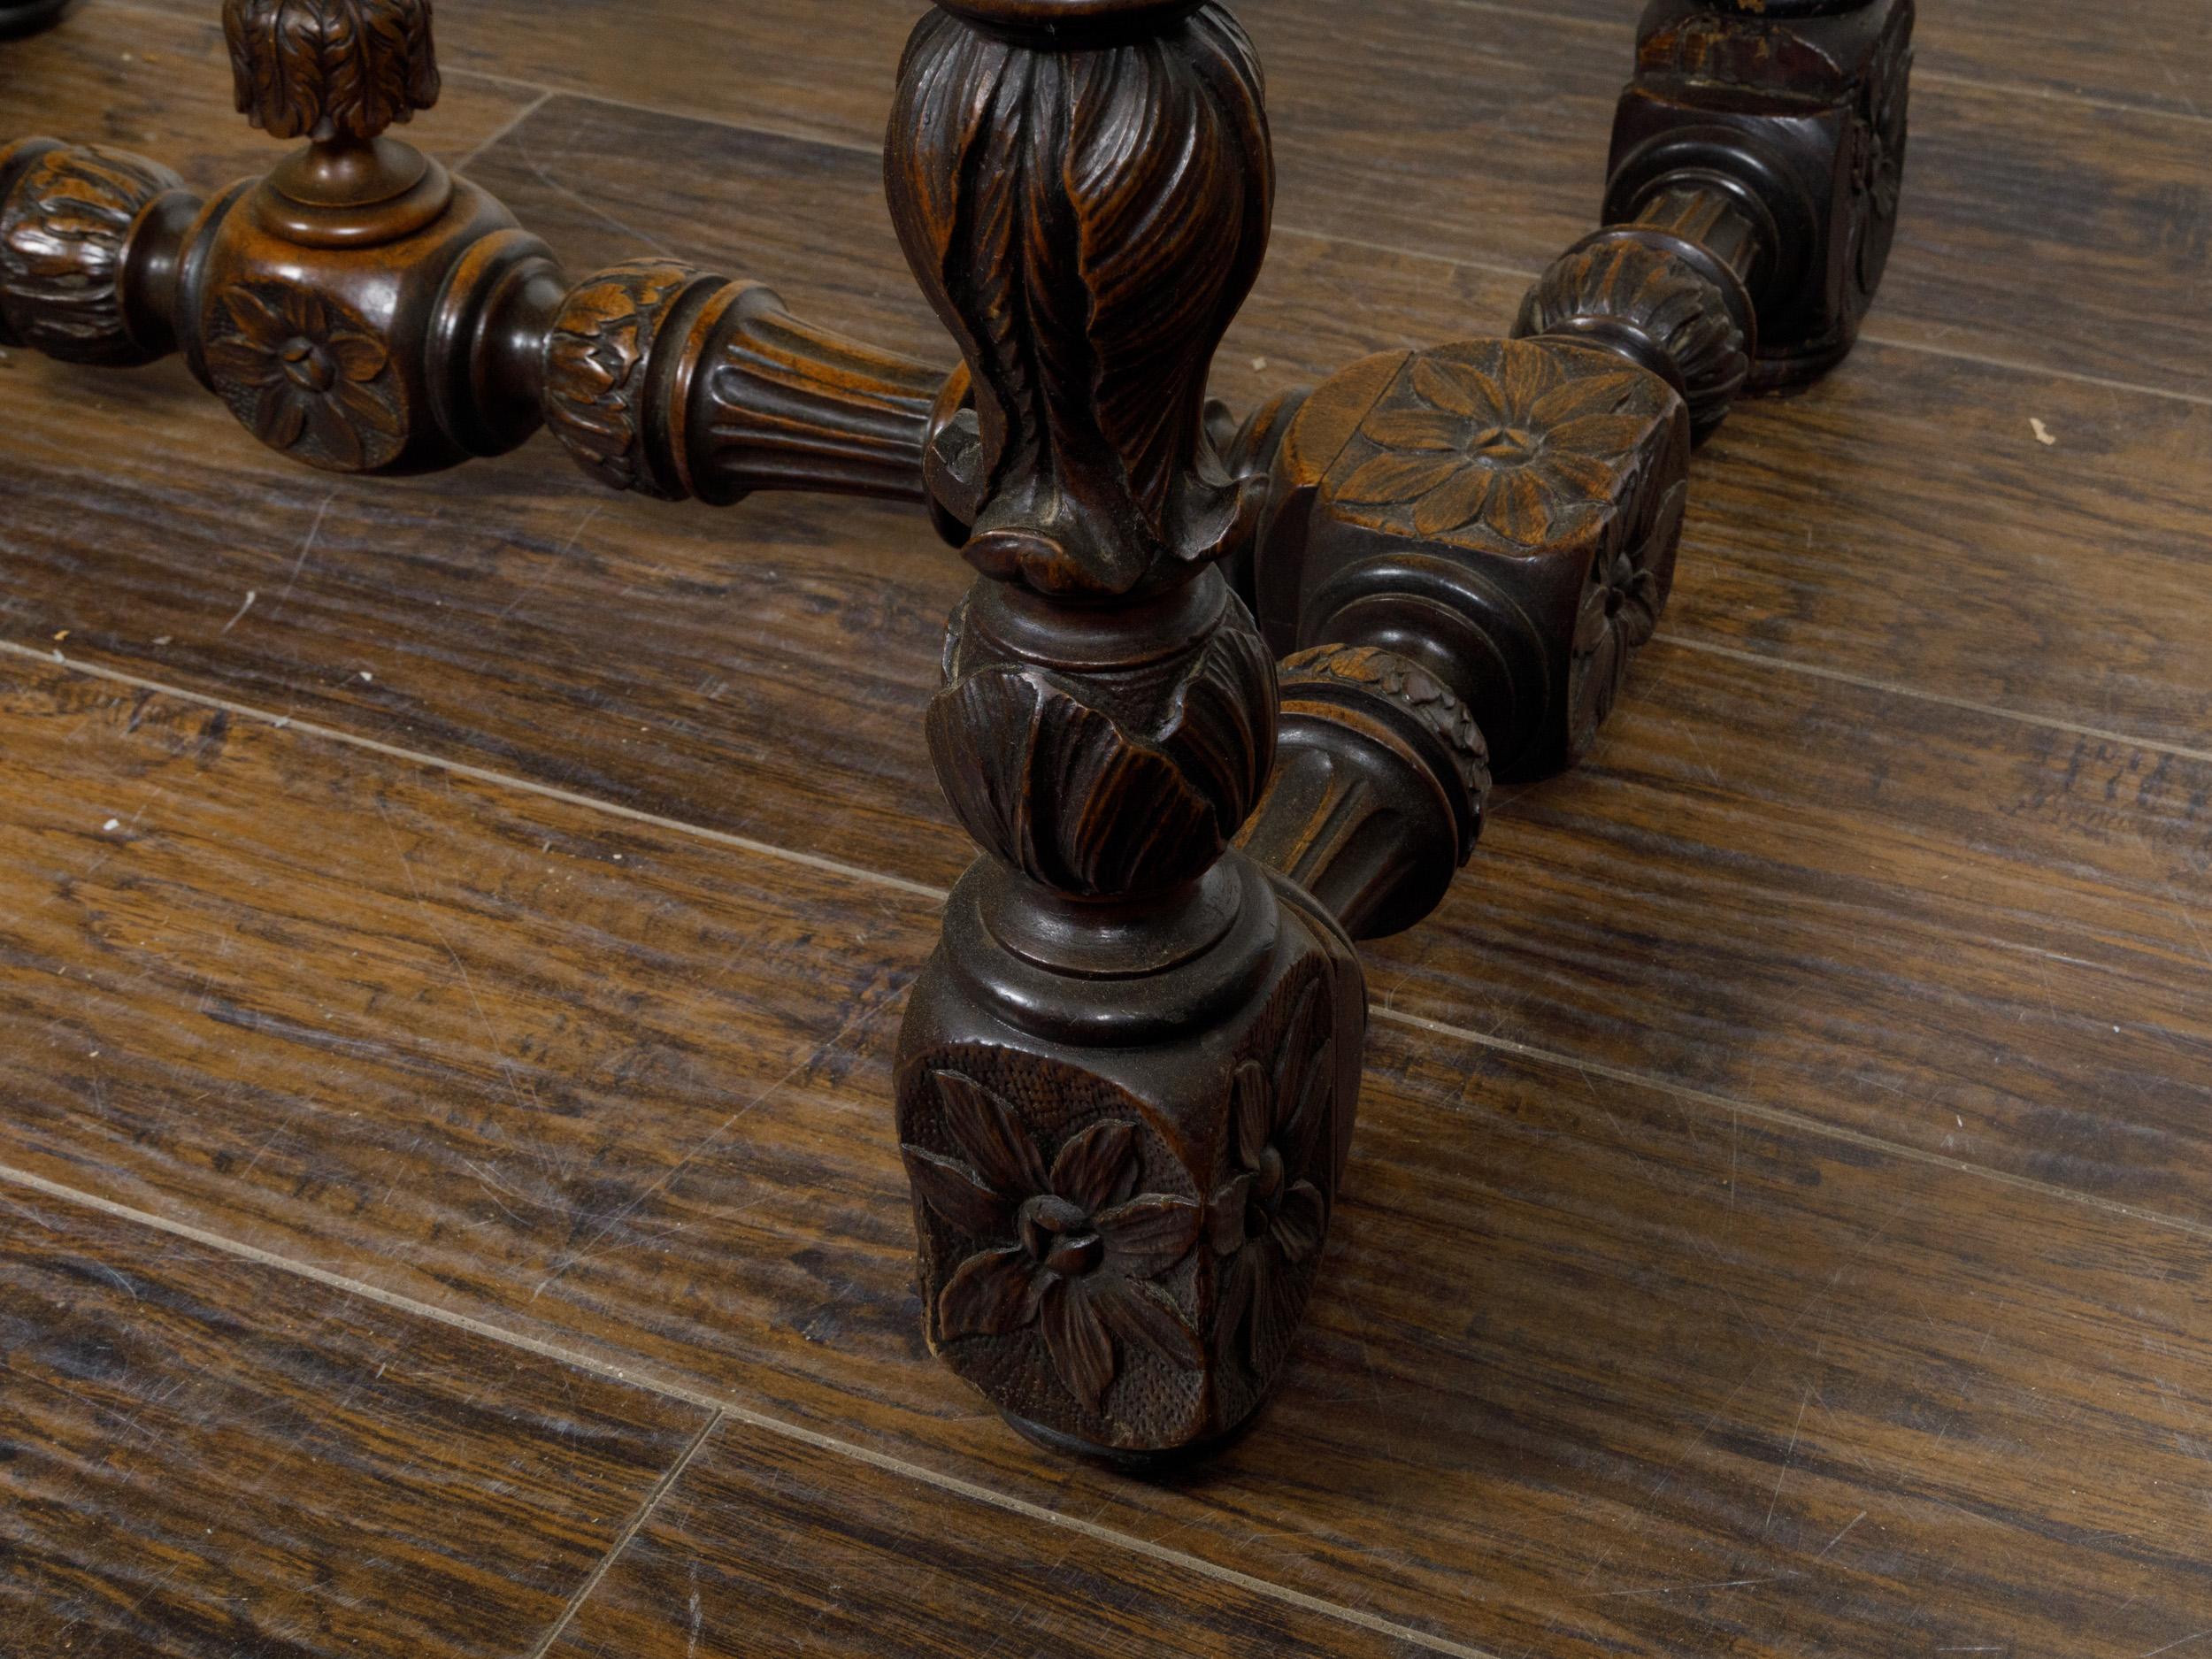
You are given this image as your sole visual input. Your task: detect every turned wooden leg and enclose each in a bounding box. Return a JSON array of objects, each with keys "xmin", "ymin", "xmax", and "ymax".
[
  {"xmin": 885, "ymin": 0, "xmax": 1369, "ymax": 1463},
  {"xmin": 0, "ymin": 0, "xmax": 73, "ymax": 39}
]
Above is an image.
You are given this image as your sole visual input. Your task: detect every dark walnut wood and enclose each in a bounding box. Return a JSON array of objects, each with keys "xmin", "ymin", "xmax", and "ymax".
[
  {"xmin": 1520, "ymin": 0, "xmax": 1916, "ymax": 418},
  {"xmin": 1248, "ymin": 336, "xmax": 1692, "ymax": 780},
  {"xmin": 1235, "ymin": 644, "xmax": 1489, "ymax": 941},
  {"xmin": 0, "ymin": 0, "xmax": 952, "ymax": 494},
  {"xmin": 887, "ymin": 0, "xmax": 1367, "ymax": 1463},
  {"xmin": 0, "ymin": 0, "xmax": 1924, "ymax": 1472}
]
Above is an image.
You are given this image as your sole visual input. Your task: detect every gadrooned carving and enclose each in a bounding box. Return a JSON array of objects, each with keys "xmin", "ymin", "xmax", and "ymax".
[
  {"xmin": 1516, "ymin": 233, "xmax": 1750, "ymax": 435},
  {"xmin": 927, "ymin": 597, "xmax": 1279, "ymax": 896},
  {"xmin": 1281, "ymin": 643, "xmax": 1492, "ymax": 802},
  {"xmin": 0, "ymin": 142, "xmax": 180, "ymax": 365},
  {"xmin": 541, "ymin": 258, "xmax": 701, "ymax": 497}
]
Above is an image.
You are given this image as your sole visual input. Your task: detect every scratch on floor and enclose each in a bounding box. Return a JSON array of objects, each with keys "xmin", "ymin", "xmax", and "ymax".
[
  {"xmin": 1763, "ymin": 1388, "xmax": 1811, "ymax": 1537},
  {"xmin": 1814, "ymin": 1510, "xmax": 1867, "ymax": 1561},
  {"xmin": 277, "ymin": 489, "xmax": 341, "ymax": 608},
  {"xmin": 1597, "ymin": 1573, "xmax": 1801, "ymax": 1599}
]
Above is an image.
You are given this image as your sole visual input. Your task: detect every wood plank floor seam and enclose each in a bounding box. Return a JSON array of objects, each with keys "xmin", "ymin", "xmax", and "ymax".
[
  {"xmin": 1368, "ymin": 1007, "xmax": 2212, "ymax": 1249},
  {"xmin": 453, "ymin": 88, "xmax": 556, "ymax": 173},
  {"xmin": 0, "ymin": 1162, "xmax": 1508, "ymax": 1659},
  {"xmin": 1671, "ymin": 635, "xmax": 2212, "ymax": 769},
  {"xmin": 72, "ymin": 0, "xmax": 2212, "ymax": 409},
  {"xmin": 16, "ymin": 639, "xmax": 2212, "ymax": 1245},
  {"xmin": 525, "ymin": 1409, "xmax": 727, "ymax": 1659},
  {"xmin": 0, "ymin": 644, "xmax": 955, "ymax": 906},
  {"xmin": 1263, "ymin": 226, "xmax": 2212, "ymax": 412}
]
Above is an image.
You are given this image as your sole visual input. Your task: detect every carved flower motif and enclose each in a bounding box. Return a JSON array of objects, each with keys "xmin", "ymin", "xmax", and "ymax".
[
  {"xmin": 1209, "ymin": 979, "xmax": 1333, "ymax": 1375},
  {"xmin": 1337, "ymin": 343, "xmax": 1655, "ymax": 549},
  {"xmin": 1569, "ymin": 480, "xmax": 1687, "ymax": 752},
  {"xmin": 1855, "ymin": 39, "xmax": 1912, "ymax": 293},
  {"xmin": 206, "ymin": 285, "xmax": 403, "ymax": 471},
  {"xmin": 904, "ymin": 1071, "xmax": 1203, "ymax": 1414}
]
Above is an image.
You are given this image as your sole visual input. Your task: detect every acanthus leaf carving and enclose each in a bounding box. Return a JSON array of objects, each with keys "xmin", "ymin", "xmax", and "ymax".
[
  {"xmin": 888, "ymin": 4, "xmax": 1271, "ymax": 595},
  {"xmin": 222, "ymin": 0, "xmax": 441, "ymax": 144}
]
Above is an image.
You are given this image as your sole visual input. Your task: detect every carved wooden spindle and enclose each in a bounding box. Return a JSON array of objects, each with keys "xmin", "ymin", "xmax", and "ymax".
[
  {"xmin": 1518, "ymin": 0, "xmax": 1916, "ymax": 434},
  {"xmin": 886, "ymin": 0, "xmax": 1368, "ymax": 1464},
  {"xmin": 1243, "ymin": 0, "xmax": 1914, "ymax": 798},
  {"xmin": 0, "ymin": 0, "xmax": 73, "ymax": 38},
  {"xmin": 0, "ymin": 0, "xmax": 955, "ymax": 503}
]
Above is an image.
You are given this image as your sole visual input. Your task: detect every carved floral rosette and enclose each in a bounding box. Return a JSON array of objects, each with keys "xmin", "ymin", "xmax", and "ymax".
[
  {"xmin": 899, "ymin": 946, "xmax": 1355, "ymax": 1450},
  {"xmin": 1848, "ymin": 3, "xmax": 1915, "ymax": 301},
  {"xmin": 1310, "ymin": 336, "xmax": 1692, "ymax": 771},
  {"xmin": 204, "ymin": 280, "xmax": 410, "ymax": 472}
]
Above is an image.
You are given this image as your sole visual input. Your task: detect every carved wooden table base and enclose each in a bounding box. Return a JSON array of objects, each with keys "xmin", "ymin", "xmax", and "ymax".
[{"xmin": 0, "ymin": 0, "xmax": 1914, "ymax": 1464}]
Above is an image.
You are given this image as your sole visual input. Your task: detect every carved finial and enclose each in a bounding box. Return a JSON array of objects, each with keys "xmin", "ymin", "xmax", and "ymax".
[{"xmin": 223, "ymin": 0, "xmax": 441, "ymax": 144}]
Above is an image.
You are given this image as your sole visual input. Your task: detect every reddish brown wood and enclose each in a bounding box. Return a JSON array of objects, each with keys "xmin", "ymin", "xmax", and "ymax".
[{"xmin": 0, "ymin": 0, "xmax": 953, "ymax": 497}]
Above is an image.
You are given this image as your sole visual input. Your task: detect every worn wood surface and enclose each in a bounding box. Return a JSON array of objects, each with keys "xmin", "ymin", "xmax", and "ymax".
[
  {"xmin": 0, "ymin": 1191, "xmax": 714, "ymax": 1657},
  {"xmin": 2, "ymin": 0, "xmax": 2208, "ymax": 1653}
]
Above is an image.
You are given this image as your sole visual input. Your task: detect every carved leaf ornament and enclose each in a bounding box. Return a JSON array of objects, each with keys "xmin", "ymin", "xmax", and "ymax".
[
  {"xmin": 888, "ymin": 4, "xmax": 1273, "ymax": 596},
  {"xmin": 224, "ymin": 0, "xmax": 442, "ymax": 142}
]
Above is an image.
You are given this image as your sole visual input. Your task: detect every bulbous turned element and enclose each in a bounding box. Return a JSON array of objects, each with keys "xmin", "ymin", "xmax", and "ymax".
[
  {"xmin": 1516, "ymin": 227, "xmax": 1754, "ymax": 439},
  {"xmin": 887, "ymin": 0, "xmax": 1273, "ymax": 598},
  {"xmin": 930, "ymin": 572, "xmax": 1279, "ymax": 899},
  {"xmin": 0, "ymin": 139, "xmax": 193, "ymax": 365},
  {"xmin": 223, "ymin": 0, "xmax": 441, "ymax": 143}
]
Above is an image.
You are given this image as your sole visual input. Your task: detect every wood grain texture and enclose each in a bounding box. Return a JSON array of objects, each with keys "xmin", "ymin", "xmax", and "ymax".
[
  {"xmin": 3, "ymin": 66, "xmax": 2208, "ymax": 1218},
  {"xmin": 0, "ymin": 2, "xmax": 537, "ymax": 188},
  {"xmin": 4, "ymin": 3, "xmax": 2210, "ymax": 1651},
  {"xmin": 4, "ymin": 653, "xmax": 2210, "ymax": 1657},
  {"xmin": 1253, "ymin": 0, "xmax": 2212, "ymax": 400},
  {"xmin": 0, "ymin": 1191, "xmax": 712, "ymax": 1657},
  {"xmin": 411, "ymin": 0, "xmax": 2212, "ymax": 397},
  {"xmin": 541, "ymin": 1421, "xmax": 1422, "ymax": 1659},
  {"xmin": 1512, "ymin": 0, "xmax": 2212, "ymax": 123}
]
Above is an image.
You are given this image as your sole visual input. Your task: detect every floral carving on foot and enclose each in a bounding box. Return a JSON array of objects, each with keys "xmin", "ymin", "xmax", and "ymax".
[
  {"xmin": 1335, "ymin": 338, "xmax": 1656, "ymax": 549},
  {"xmin": 1209, "ymin": 978, "xmax": 1333, "ymax": 1376},
  {"xmin": 904, "ymin": 1071, "xmax": 1203, "ymax": 1414},
  {"xmin": 206, "ymin": 284, "xmax": 404, "ymax": 472},
  {"xmin": 1568, "ymin": 478, "xmax": 1687, "ymax": 754}
]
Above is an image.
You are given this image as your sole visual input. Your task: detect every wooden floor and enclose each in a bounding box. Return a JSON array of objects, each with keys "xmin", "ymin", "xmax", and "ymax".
[{"xmin": 4, "ymin": 2, "xmax": 2209, "ymax": 1655}]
